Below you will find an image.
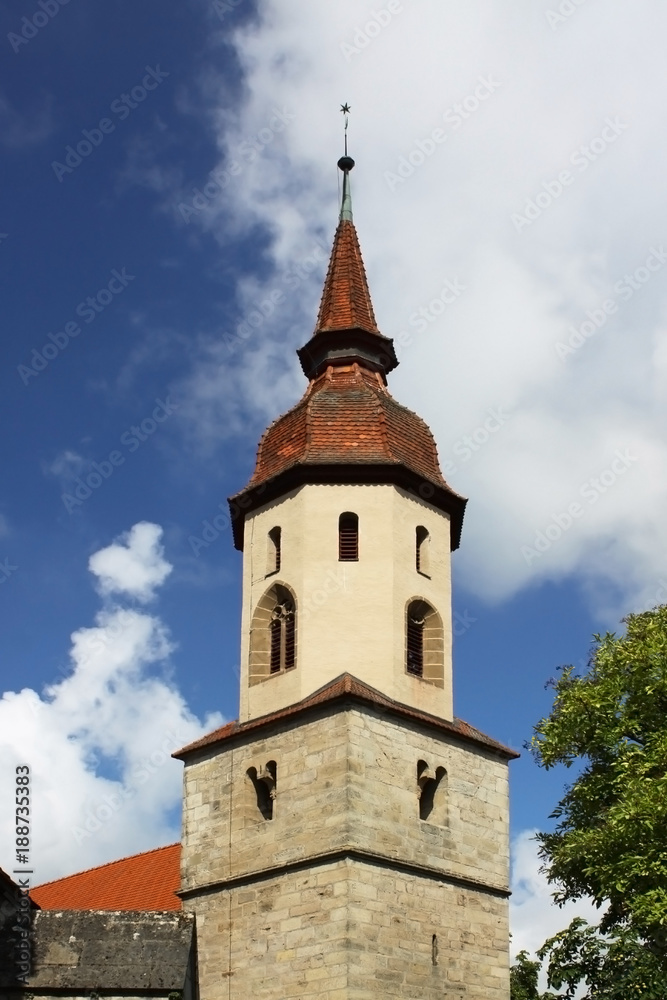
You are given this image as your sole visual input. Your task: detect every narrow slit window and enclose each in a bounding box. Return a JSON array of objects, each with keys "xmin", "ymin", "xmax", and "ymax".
[
  {"xmin": 339, "ymin": 513, "xmax": 359, "ymax": 561},
  {"xmin": 407, "ymin": 613, "xmax": 424, "ymax": 676},
  {"xmin": 416, "ymin": 526, "xmax": 430, "ymax": 576},
  {"xmin": 417, "ymin": 760, "xmax": 447, "ymax": 825},
  {"xmin": 267, "ymin": 526, "xmax": 281, "ymax": 575},
  {"xmin": 247, "ymin": 760, "xmax": 276, "ymax": 821}
]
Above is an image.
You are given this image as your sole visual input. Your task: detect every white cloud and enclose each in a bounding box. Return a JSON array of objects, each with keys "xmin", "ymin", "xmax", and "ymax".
[
  {"xmin": 170, "ymin": 0, "xmax": 667, "ymax": 623},
  {"xmin": 88, "ymin": 522, "xmax": 173, "ymax": 603},
  {"xmin": 510, "ymin": 829, "xmax": 599, "ymax": 986},
  {"xmin": 0, "ymin": 524, "xmax": 223, "ymax": 883}
]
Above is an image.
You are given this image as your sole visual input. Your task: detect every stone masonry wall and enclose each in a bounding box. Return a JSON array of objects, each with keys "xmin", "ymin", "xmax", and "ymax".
[
  {"xmin": 181, "ymin": 698, "xmax": 511, "ymax": 998},
  {"xmin": 181, "ymin": 702, "xmax": 509, "ymax": 892},
  {"xmin": 186, "ymin": 858, "xmax": 509, "ymax": 1000}
]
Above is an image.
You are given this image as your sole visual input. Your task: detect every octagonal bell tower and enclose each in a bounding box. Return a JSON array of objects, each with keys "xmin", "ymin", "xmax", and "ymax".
[{"xmin": 229, "ymin": 156, "xmax": 467, "ymax": 724}]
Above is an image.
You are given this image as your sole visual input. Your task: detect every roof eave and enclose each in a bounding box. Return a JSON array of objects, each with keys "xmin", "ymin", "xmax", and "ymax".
[
  {"xmin": 228, "ymin": 461, "xmax": 466, "ymax": 549},
  {"xmin": 173, "ymin": 672, "xmax": 519, "ymax": 762},
  {"xmin": 297, "ymin": 328, "xmax": 398, "ymax": 380}
]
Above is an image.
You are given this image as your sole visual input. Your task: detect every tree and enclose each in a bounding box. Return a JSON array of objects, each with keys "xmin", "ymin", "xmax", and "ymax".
[
  {"xmin": 529, "ymin": 605, "xmax": 667, "ymax": 957},
  {"xmin": 510, "ymin": 949, "xmax": 550, "ymax": 999},
  {"xmin": 536, "ymin": 917, "xmax": 667, "ymax": 999}
]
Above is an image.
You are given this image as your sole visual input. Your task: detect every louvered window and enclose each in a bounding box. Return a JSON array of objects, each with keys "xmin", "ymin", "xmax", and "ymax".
[
  {"xmin": 269, "ymin": 599, "xmax": 295, "ymax": 675},
  {"xmin": 339, "ymin": 513, "xmax": 359, "ymax": 561},
  {"xmin": 284, "ymin": 614, "xmax": 295, "ymax": 670},
  {"xmin": 406, "ymin": 614, "xmax": 424, "ymax": 676},
  {"xmin": 250, "ymin": 584, "xmax": 298, "ymax": 683},
  {"xmin": 269, "ymin": 618, "xmax": 282, "ymax": 673}
]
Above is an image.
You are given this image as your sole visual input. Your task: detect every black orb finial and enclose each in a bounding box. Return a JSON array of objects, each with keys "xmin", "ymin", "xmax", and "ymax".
[{"xmin": 338, "ymin": 155, "xmax": 355, "ymax": 172}]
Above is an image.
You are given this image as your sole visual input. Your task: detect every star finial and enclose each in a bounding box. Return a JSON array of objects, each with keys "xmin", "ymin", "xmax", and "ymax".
[{"xmin": 340, "ymin": 104, "xmax": 351, "ymax": 156}]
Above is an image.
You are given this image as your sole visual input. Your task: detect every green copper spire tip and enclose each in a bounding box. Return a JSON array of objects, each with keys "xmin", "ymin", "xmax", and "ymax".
[{"xmin": 337, "ymin": 155, "xmax": 355, "ymax": 222}]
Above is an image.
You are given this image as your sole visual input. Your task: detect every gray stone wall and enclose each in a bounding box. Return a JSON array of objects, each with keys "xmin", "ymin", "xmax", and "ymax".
[
  {"xmin": 186, "ymin": 858, "xmax": 508, "ymax": 1000},
  {"xmin": 181, "ymin": 699, "xmax": 511, "ymax": 998},
  {"xmin": 182, "ymin": 703, "xmax": 509, "ymax": 891},
  {"xmin": 2, "ymin": 910, "xmax": 195, "ymax": 999}
]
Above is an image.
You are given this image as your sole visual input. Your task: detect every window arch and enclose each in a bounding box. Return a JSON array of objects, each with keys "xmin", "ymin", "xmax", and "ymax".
[
  {"xmin": 267, "ymin": 526, "xmax": 281, "ymax": 575},
  {"xmin": 405, "ymin": 599, "xmax": 444, "ymax": 687},
  {"xmin": 249, "ymin": 583, "xmax": 297, "ymax": 685},
  {"xmin": 338, "ymin": 512, "xmax": 359, "ymax": 561},
  {"xmin": 416, "ymin": 526, "xmax": 430, "ymax": 576}
]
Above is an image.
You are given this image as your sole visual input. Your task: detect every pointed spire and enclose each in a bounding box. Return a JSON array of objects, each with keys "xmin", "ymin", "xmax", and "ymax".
[
  {"xmin": 315, "ymin": 168, "xmax": 379, "ymax": 336},
  {"xmin": 296, "ymin": 143, "xmax": 398, "ymax": 382}
]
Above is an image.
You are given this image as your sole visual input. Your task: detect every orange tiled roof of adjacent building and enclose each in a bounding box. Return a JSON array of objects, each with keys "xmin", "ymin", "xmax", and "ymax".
[{"xmin": 30, "ymin": 843, "xmax": 181, "ymax": 912}]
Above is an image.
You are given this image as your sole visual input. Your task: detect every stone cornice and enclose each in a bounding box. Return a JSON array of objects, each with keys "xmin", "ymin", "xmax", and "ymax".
[{"xmin": 178, "ymin": 846, "xmax": 511, "ymax": 902}]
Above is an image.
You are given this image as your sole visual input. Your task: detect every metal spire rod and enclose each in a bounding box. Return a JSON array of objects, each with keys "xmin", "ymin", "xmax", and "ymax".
[
  {"xmin": 338, "ymin": 104, "xmax": 354, "ymax": 222},
  {"xmin": 340, "ymin": 103, "xmax": 351, "ymax": 156}
]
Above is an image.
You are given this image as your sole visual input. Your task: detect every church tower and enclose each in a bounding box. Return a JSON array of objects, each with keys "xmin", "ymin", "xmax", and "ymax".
[{"xmin": 175, "ymin": 153, "xmax": 517, "ymax": 1000}]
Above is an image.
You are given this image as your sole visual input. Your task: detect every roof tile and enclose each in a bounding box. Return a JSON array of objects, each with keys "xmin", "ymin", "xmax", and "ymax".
[
  {"xmin": 175, "ymin": 673, "xmax": 519, "ymax": 761},
  {"xmin": 244, "ymin": 364, "xmax": 460, "ymax": 494},
  {"xmin": 30, "ymin": 843, "xmax": 181, "ymax": 912},
  {"xmin": 315, "ymin": 219, "xmax": 379, "ymax": 335}
]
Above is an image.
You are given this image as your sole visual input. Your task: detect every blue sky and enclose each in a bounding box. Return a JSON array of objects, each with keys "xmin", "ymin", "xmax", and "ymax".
[{"xmin": 1, "ymin": 0, "xmax": 665, "ymax": 959}]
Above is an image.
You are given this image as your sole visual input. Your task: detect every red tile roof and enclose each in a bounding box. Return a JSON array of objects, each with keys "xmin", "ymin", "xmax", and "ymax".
[
  {"xmin": 314, "ymin": 219, "xmax": 380, "ymax": 335},
  {"xmin": 229, "ymin": 203, "xmax": 466, "ymax": 549},
  {"xmin": 175, "ymin": 673, "xmax": 519, "ymax": 762},
  {"xmin": 30, "ymin": 844, "xmax": 181, "ymax": 912},
  {"xmin": 243, "ymin": 363, "xmax": 458, "ymax": 495}
]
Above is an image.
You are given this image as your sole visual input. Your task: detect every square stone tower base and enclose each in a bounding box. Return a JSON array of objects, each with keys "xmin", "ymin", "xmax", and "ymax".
[{"xmin": 176, "ymin": 676, "xmax": 515, "ymax": 1000}]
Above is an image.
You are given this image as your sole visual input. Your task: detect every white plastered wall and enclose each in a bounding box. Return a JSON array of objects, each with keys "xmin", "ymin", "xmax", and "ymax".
[{"xmin": 238, "ymin": 484, "xmax": 453, "ymax": 722}]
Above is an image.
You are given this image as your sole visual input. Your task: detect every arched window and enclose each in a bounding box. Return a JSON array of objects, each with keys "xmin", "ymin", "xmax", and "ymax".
[
  {"xmin": 416, "ymin": 526, "xmax": 430, "ymax": 576},
  {"xmin": 249, "ymin": 583, "xmax": 297, "ymax": 684},
  {"xmin": 267, "ymin": 526, "xmax": 281, "ymax": 575},
  {"xmin": 339, "ymin": 512, "xmax": 359, "ymax": 561},
  {"xmin": 269, "ymin": 599, "xmax": 295, "ymax": 674},
  {"xmin": 405, "ymin": 599, "xmax": 445, "ymax": 687}
]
